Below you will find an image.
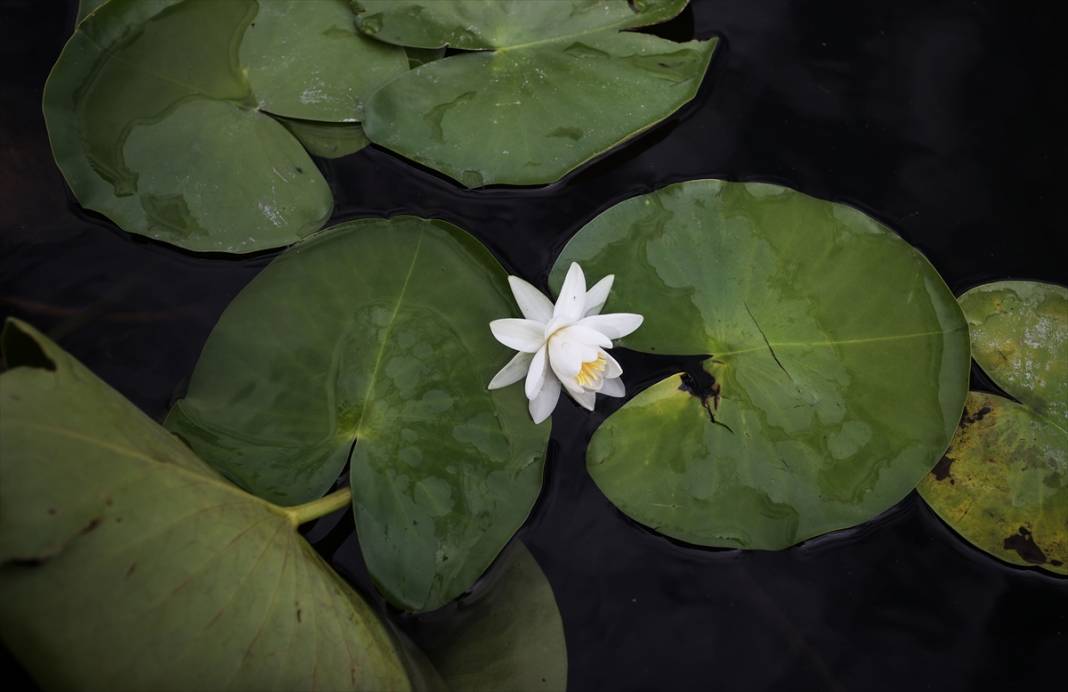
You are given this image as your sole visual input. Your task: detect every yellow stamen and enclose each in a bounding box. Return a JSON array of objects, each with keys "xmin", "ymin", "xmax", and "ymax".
[{"xmin": 575, "ymin": 354, "xmax": 607, "ymax": 387}]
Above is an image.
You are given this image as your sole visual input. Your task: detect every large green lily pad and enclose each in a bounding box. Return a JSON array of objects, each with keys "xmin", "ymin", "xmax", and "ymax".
[
  {"xmin": 550, "ymin": 180, "xmax": 970, "ymax": 549},
  {"xmin": 918, "ymin": 280, "xmax": 1067, "ymax": 573},
  {"xmin": 0, "ymin": 319, "xmax": 411, "ymax": 691},
  {"xmin": 355, "ymin": 0, "xmax": 715, "ymax": 187},
  {"xmin": 166, "ymin": 217, "xmax": 550, "ymax": 611},
  {"xmin": 958, "ymin": 281, "xmax": 1068, "ymax": 423},
  {"xmin": 918, "ymin": 393, "xmax": 1067, "ymax": 574},
  {"xmin": 45, "ymin": 0, "xmax": 407, "ymax": 252},
  {"xmin": 419, "ymin": 542, "xmax": 567, "ymax": 692}
]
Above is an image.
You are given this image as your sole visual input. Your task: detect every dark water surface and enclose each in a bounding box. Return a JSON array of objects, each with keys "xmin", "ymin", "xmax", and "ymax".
[{"xmin": 2, "ymin": 1, "xmax": 1066, "ymax": 690}]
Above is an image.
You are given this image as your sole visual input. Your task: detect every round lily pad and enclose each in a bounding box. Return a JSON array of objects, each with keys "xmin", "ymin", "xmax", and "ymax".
[
  {"xmin": 45, "ymin": 0, "xmax": 407, "ymax": 252},
  {"xmin": 166, "ymin": 217, "xmax": 550, "ymax": 611},
  {"xmin": 959, "ymin": 281, "xmax": 1068, "ymax": 424},
  {"xmin": 918, "ymin": 392, "xmax": 1067, "ymax": 574},
  {"xmin": 355, "ymin": 0, "xmax": 716, "ymax": 187},
  {"xmin": 550, "ymin": 179, "xmax": 970, "ymax": 549}
]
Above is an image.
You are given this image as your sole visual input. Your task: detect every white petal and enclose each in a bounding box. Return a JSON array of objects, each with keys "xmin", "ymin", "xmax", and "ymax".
[
  {"xmin": 488, "ymin": 351, "xmax": 533, "ymax": 390},
  {"xmin": 525, "ymin": 345, "xmax": 548, "ymax": 400},
  {"xmin": 529, "ymin": 374, "xmax": 561, "ymax": 424},
  {"xmin": 601, "ymin": 349, "xmax": 622, "ymax": 379},
  {"xmin": 566, "ymin": 385, "xmax": 596, "ymax": 411},
  {"xmin": 489, "ymin": 319, "xmax": 545, "ymax": 353},
  {"xmin": 600, "ymin": 377, "xmax": 626, "ymax": 398},
  {"xmin": 548, "ymin": 334, "xmax": 598, "ymax": 378},
  {"xmin": 583, "ymin": 275, "xmax": 615, "ymax": 316},
  {"xmin": 556, "ymin": 324, "xmax": 612, "ymax": 350},
  {"xmin": 579, "ymin": 313, "xmax": 644, "ymax": 340},
  {"xmin": 553, "ymin": 262, "xmax": 587, "ymax": 322},
  {"xmin": 508, "ymin": 276, "xmax": 554, "ymax": 323}
]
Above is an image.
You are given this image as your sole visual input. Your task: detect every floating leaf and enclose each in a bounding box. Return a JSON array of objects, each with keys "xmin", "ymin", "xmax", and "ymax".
[
  {"xmin": 918, "ymin": 281, "xmax": 1067, "ymax": 573},
  {"xmin": 76, "ymin": 0, "xmax": 108, "ymax": 23},
  {"xmin": 166, "ymin": 217, "xmax": 550, "ymax": 611},
  {"xmin": 279, "ymin": 117, "xmax": 370, "ymax": 159},
  {"xmin": 353, "ymin": 0, "xmax": 689, "ymax": 50},
  {"xmin": 958, "ymin": 281, "xmax": 1068, "ymax": 424},
  {"xmin": 918, "ymin": 393, "xmax": 1067, "ymax": 574},
  {"xmin": 418, "ymin": 542, "xmax": 567, "ymax": 692},
  {"xmin": 0, "ymin": 319, "xmax": 412, "ymax": 691},
  {"xmin": 45, "ymin": 0, "xmax": 407, "ymax": 252},
  {"xmin": 550, "ymin": 180, "xmax": 969, "ymax": 549},
  {"xmin": 356, "ymin": 1, "xmax": 715, "ymax": 187}
]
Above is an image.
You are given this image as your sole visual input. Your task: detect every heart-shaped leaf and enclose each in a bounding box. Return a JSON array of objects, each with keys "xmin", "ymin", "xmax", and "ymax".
[
  {"xmin": 0, "ymin": 319, "xmax": 412, "ymax": 691},
  {"xmin": 418, "ymin": 542, "xmax": 567, "ymax": 692},
  {"xmin": 355, "ymin": 0, "xmax": 715, "ymax": 187},
  {"xmin": 166, "ymin": 217, "xmax": 551, "ymax": 611},
  {"xmin": 918, "ymin": 281, "xmax": 1067, "ymax": 574},
  {"xmin": 45, "ymin": 0, "xmax": 407, "ymax": 253},
  {"xmin": 550, "ymin": 180, "xmax": 970, "ymax": 549}
]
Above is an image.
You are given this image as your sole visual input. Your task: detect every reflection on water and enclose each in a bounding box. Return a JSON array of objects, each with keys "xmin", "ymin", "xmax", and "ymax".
[{"xmin": 1, "ymin": 0, "xmax": 1066, "ymax": 690}]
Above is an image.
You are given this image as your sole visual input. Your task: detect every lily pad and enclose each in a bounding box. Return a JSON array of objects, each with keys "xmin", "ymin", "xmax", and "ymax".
[
  {"xmin": 279, "ymin": 117, "xmax": 370, "ymax": 159},
  {"xmin": 419, "ymin": 542, "xmax": 567, "ymax": 692},
  {"xmin": 0, "ymin": 319, "xmax": 412, "ymax": 691},
  {"xmin": 918, "ymin": 393, "xmax": 1067, "ymax": 574},
  {"xmin": 550, "ymin": 180, "xmax": 970, "ymax": 549},
  {"xmin": 45, "ymin": 0, "xmax": 407, "ymax": 252},
  {"xmin": 958, "ymin": 281, "xmax": 1068, "ymax": 424},
  {"xmin": 917, "ymin": 280, "xmax": 1067, "ymax": 573},
  {"xmin": 166, "ymin": 217, "xmax": 550, "ymax": 611},
  {"xmin": 355, "ymin": 1, "xmax": 716, "ymax": 187}
]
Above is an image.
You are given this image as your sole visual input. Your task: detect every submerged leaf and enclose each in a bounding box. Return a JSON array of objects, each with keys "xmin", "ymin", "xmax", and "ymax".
[
  {"xmin": 418, "ymin": 543, "xmax": 567, "ymax": 692},
  {"xmin": 279, "ymin": 117, "xmax": 370, "ymax": 159},
  {"xmin": 45, "ymin": 0, "xmax": 406, "ymax": 252},
  {"xmin": 166, "ymin": 217, "xmax": 550, "ymax": 611},
  {"xmin": 918, "ymin": 393, "xmax": 1067, "ymax": 573},
  {"xmin": 356, "ymin": 1, "xmax": 715, "ymax": 187},
  {"xmin": 550, "ymin": 180, "xmax": 970, "ymax": 549},
  {"xmin": 0, "ymin": 319, "xmax": 411, "ymax": 691}
]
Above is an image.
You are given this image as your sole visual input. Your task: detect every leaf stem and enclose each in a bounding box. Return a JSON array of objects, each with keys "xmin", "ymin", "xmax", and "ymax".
[{"xmin": 284, "ymin": 487, "xmax": 352, "ymax": 527}]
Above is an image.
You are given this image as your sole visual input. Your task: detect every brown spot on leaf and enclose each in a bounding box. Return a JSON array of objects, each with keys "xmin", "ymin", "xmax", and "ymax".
[
  {"xmin": 296, "ymin": 608, "xmax": 302, "ymax": 623},
  {"xmin": 47, "ymin": 508, "xmax": 56, "ymax": 515},
  {"xmin": 126, "ymin": 562, "xmax": 137, "ymax": 577},
  {"xmin": 932, "ymin": 455, "xmax": 956, "ymax": 482},
  {"xmin": 1003, "ymin": 526, "xmax": 1047, "ymax": 564},
  {"xmin": 80, "ymin": 518, "xmax": 102, "ymax": 535},
  {"xmin": 961, "ymin": 405, "xmax": 992, "ymax": 427}
]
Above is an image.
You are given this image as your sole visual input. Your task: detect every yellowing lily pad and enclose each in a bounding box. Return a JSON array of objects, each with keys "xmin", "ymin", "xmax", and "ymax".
[
  {"xmin": 419, "ymin": 543, "xmax": 567, "ymax": 692},
  {"xmin": 45, "ymin": 0, "xmax": 407, "ymax": 252},
  {"xmin": 166, "ymin": 217, "xmax": 550, "ymax": 611},
  {"xmin": 918, "ymin": 393, "xmax": 1067, "ymax": 574},
  {"xmin": 550, "ymin": 180, "xmax": 970, "ymax": 549},
  {"xmin": 355, "ymin": 0, "xmax": 716, "ymax": 187},
  {"xmin": 918, "ymin": 280, "xmax": 1067, "ymax": 574},
  {"xmin": 0, "ymin": 319, "xmax": 411, "ymax": 691}
]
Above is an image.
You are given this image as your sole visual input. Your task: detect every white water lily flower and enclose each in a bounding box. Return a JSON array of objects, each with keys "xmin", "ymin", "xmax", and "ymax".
[{"xmin": 488, "ymin": 262, "xmax": 644, "ymax": 424}]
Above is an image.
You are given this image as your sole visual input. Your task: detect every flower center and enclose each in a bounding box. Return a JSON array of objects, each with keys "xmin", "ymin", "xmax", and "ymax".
[{"xmin": 575, "ymin": 354, "xmax": 607, "ymax": 388}]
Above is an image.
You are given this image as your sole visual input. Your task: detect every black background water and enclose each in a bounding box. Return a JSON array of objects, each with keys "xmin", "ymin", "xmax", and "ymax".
[{"xmin": 2, "ymin": 0, "xmax": 1066, "ymax": 690}]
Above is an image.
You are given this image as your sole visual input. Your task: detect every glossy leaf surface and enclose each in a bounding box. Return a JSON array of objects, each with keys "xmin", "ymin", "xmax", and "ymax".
[
  {"xmin": 358, "ymin": 0, "xmax": 714, "ymax": 188},
  {"xmin": 959, "ymin": 281, "xmax": 1068, "ymax": 424},
  {"xmin": 167, "ymin": 217, "xmax": 550, "ymax": 611},
  {"xmin": 419, "ymin": 543, "xmax": 567, "ymax": 692},
  {"xmin": 0, "ymin": 320, "xmax": 411, "ymax": 691},
  {"xmin": 354, "ymin": 0, "xmax": 688, "ymax": 50},
  {"xmin": 45, "ymin": 0, "xmax": 406, "ymax": 252},
  {"xmin": 551, "ymin": 180, "xmax": 970, "ymax": 549},
  {"xmin": 918, "ymin": 393, "xmax": 1067, "ymax": 574}
]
